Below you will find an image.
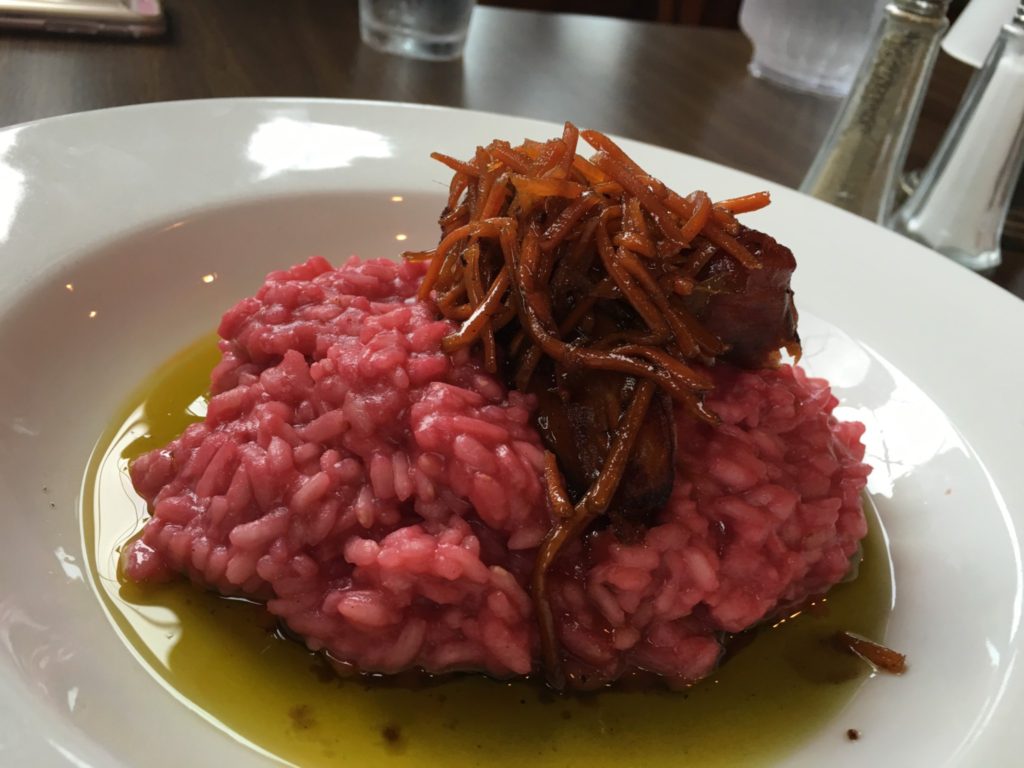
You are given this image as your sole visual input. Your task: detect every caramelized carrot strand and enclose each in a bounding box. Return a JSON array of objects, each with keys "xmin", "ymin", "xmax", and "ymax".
[
  {"xmin": 531, "ymin": 379, "xmax": 656, "ymax": 687},
  {"xmin": 430, "ymin": 151, "xmax": 479, "ymax": 177},
  {"xmin": 679, "ymin": 190, "xmax": 712, "ymax": 243},
  {"xmin": 715, "ymin": 191, "xmax": 771, "ymax": 214},
  {"xmin": 441, "ymin": 267, "xmax": 510, "ymax": 352}
]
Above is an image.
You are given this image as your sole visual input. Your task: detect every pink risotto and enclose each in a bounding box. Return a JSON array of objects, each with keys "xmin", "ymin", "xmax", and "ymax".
[{"xmin": 125, "ymin": 256, "xmax": 870, "ymax": 688}]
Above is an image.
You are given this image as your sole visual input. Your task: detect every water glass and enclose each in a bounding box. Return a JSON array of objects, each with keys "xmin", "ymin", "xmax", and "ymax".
[
  {"xmin": 739, "ymin": 0, "xmax": 886, "ymax": 97},
  {"xmin": 358, "ymin": 0, "xmax": 476, "ymax": 61}
]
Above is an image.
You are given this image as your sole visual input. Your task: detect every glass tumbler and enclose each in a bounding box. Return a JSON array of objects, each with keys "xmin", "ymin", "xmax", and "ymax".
[
  {"xmin": 358, "ymin": 0, "xmax": 476, "ymax": 61},
  {"xmin": 740, "ymin": 0, "xmax": 886, "ymax": 97}
]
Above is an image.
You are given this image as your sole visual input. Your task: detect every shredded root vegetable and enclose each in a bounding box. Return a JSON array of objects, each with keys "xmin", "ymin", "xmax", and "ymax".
[{"xmin": 835, "ymin": 632, "xmax": 907, "ymax": 675}]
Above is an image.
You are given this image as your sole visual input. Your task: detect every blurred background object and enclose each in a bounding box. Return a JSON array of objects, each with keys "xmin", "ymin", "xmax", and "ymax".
[
  {"xmin": 891, "ymin": 2, "xmax": 1024, "ymax": 271},
  {"xmin": 478, "ymin": 0, "xmax": 969, "ymax": 27},
  {"xmin": 800, "ymin": 0, "xmax": 951, "ymax": 221},
  {"xmin": 0, "ymin": 0, "xmax": 165, "ymax": 38},
  {"xmin": 738, "ymin": 0, "xmax": 886, "ymax": 97},
  {"xmin": 477, "ymin": 0, "xmax": 742, "ymax": 25},
  {"xmin": 358, "ymin": 0, "xmax": 475, "ymax": 60}
]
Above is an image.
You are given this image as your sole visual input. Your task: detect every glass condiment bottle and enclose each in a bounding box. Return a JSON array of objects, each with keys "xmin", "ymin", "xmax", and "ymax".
[
  {"xmin": 800, "ymin": 0, "xmax": 951, "ymax": 222},
  {"xmin": 890, "ymin": 3, "xmax": 1024, "ymax": 271}
]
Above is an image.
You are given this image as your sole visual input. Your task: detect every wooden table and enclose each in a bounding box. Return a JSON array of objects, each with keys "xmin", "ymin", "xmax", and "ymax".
[{"xmin": 1, "ymin": 1, "xmax": 1020, "ymax": 299}]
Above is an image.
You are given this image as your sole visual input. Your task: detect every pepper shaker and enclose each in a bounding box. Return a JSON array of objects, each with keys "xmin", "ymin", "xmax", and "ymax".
[{"xmin": 800, "ymin": 0, "xmax": 951, "ymax": 222}]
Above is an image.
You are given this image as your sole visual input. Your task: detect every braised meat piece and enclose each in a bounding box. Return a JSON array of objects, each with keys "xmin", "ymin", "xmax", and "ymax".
[
  {"xmin": 532, "ymin": 369, "xmax": 675, "ymax": 523},
  {"xmin": 686, "ymin": 227, "xmax": 800, "ymax": 368}
]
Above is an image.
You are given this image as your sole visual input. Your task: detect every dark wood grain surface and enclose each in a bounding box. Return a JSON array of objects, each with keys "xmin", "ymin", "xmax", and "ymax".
[{"xmin": 1, "ymin": 1, "xmax": 1020, "ymax": 298}]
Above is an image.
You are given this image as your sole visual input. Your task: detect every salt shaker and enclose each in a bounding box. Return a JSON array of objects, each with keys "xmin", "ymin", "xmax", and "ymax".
[
  {"xmin": 890, "ymin": 3, "xmax": 1024, "ymax": 271},
  {"xmin": 800, "ymin": 0, "xmax": 951, "ymax": 222}
]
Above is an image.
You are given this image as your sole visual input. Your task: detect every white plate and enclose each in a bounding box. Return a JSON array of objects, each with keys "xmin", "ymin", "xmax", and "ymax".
[{"xmin": 0, "ymin": 99, "xmax": 1020, "ymax": 767}]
